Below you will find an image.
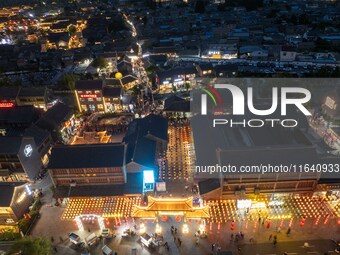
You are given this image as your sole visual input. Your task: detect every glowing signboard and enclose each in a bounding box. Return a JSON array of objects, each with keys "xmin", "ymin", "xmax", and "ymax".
[
  {"xmin": 143, "ymin": 170, "xmax": 155, "ymax": 192},
  {"xmin": 237, "ymin": 200, "xmax": 252, "ymax": 209},
  {"xmin": 269, "ymin": 201, "xmax": 284, "ymax": 206},
  {"xmin": 0, "ymin": 102, "xmax": 14, "ymax": 108},
  {"xmin": 80, "ymin": 94, "xmax": 97, "ymax": 98},
  {"xmin": 17, "ymin": 192, "xmax": 27, "ymax": 203}
]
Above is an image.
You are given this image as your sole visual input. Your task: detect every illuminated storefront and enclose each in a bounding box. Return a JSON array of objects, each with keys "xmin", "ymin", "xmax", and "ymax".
[
  {"xmin": 75, "ymin": 80, "xmax": 105, "ymax": 113},
  {"xmin": 0, "ymin": 183, "xmax": 33, "ymax": 227},
  {"xmin": 60, "ymin": 114, "xmax": 78, "ymax": 143},
  {"xmin": 0, "ymin": 136, "xmax": 43, "ymax": 182}
]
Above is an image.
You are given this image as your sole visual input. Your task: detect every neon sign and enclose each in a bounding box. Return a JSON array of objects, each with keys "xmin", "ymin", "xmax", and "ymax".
[
  {"xmin": 80, "ymin": 94, "xmax": 97, "ymax": 98},
  {"xmin": 0, "ymin": 102, "xmax": 14, "ymax": 108}
]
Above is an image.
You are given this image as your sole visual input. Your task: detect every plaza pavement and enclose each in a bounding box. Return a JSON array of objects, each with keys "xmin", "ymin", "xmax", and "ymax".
[
  {"xmin": 30, "ymin": 198, "xmax": 340, "ymax": 255},
  {"xmin": 28, "ymin": 175, "xmax": 340, "ymax": 254}
]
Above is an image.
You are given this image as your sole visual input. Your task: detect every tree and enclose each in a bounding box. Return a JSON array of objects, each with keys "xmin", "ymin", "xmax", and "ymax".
[
  {"xmin": 185, "ymin": 82, "xmax": 190, "ymax": 91},
  {"xmin": 172, "ymin": 85, "xmax": 177, "ymax": 93},
  {"xmin": 132, "ymin": 84, "xmax": 143, "ymax": 96},
  {"xmin": 58, "ymin": 74, "xmax": 79, "ymax": 90},
  {"xmin": 67, "ymin": 24, "xmax": 77, "ymax": 37},
  {"xmin": 92, "ymin": 57, "xmax": 108, "ymax": 70},
  {"xmin": 0, "ymin": 77, "xmax": 12, "ymax": 87},
  {"xmin": 9, "ymin": 237, "xmax": 52, "ymax": 255},
  {"xmin": 145, "ymin": 65, "xmax": 155, "ymax": 75},
  {"xmin": 195, "ymin": 0, "xmax": 205, "ymax": 13}
]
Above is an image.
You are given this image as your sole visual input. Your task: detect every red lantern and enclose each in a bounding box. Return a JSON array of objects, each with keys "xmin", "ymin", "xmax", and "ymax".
[
  {"xmin": 144, "ymin": 219, "xmax": 148, "ymax": 223},
  {"xmin": 300, "ymin": 217, "xmax": 306, "ymax": 227},
  {"xmin": 196, "ymin": 219, "xmax": 199, "ymax": 224},
  {"xmin": 188, "ymin": 219, "xmax": 192, "ymax": 223},
  {"xmin": 162, "ymin": 216, "xmax": 168, "ymax": 222},
  {"xmin": 266, "ymin": 220, "xmax": 271, "ymax": 229},
  {"xmin": 175, "ymin": 216, "xmax": 181, "ymax": 222},
  {"xmin": 151, "ymin": 219, "xmax": 154, "ymax": 223},
  {"xmin": 231, "ymin": 221, "xmax": 235, "ymax": 231}
]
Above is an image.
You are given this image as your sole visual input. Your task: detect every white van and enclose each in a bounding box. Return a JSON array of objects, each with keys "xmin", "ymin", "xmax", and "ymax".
[{"xmin": 85, "ymin": 233, "xmax": 98, "ymax": 246}]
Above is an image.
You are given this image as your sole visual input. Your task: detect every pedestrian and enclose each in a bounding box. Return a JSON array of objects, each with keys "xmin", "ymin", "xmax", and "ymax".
[
  {"xmin": 175, "ymin": 228, "xmax": 177, "ymax": 234},
  {"xmin": 269, "ymin": 234, "xmax": 273, "ymax": 241},
  {"xmin": 273, "ymin": 239, "xmax": 277, "ymax": 247},
  {"xmin": 59, "ymin": 236, "xmax": 63, "ymax": 243},
  {"xmin": 286, "ymin": 227, "xmax": 291, "ymax": 236},
  {"xmin": 50, "ymin": 237, "xmax": 54, "ymax": 243},
  {"xmin": 212, "ymin": 243, "xmax": 215, "ymax": 251},
  {"xmin": 53, "ymin": 247, "xmax": 57, "ymax": 252},
  {"xmin": 196, "ymin": 238, "xmax": 199, "ymax": 246},
  {"xmin": 240, "ymin": 232, "xmax": 244, "ymax": 240},
  {"xmin": 174, "ymin": 236, "xmax": 177, "ymax": 242},
  {"xmin": 230, "ymin": 233, "xmax": 234, "ymax": 241},
  {"xmin": 178, "ymin": 238, "xmax": 181, "ymax": 247}
]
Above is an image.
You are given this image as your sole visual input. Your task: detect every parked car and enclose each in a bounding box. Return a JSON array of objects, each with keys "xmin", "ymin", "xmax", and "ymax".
[
  {"xmin": 69, "ymin": 233, "xmax": 81, "ymax": 245},
  {"xmin": 85, "ymin": 233, "xmax": 98, "ymax": 247}
]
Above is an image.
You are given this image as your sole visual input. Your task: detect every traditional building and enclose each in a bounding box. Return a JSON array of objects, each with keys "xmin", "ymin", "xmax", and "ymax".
[
  {"xmin": 156, "ymin": 67, "xmax": 197, "ymax": 92},
  {"xmin": 0, "ymin": 136, "xmax": 43, "ymax": 182},
  {"xmin": 102, "ymin": 87, "xmax": 123, "ymax": 112},
  {"xmin": 35, "ymin": 102, "xmax": 75, "ymax": 143},
  {"xmin": 0, "ymin": 106, "xmax": 41, "ymax": 136},
  {"xmin": 48, "ymin": 143, "xmax": 127, "ymax": 187},
  {"xmin": 0, "ymin": 87, "xmax": 48, "ymax": 110},
  {"xmin": 0, "ymin": 182, "xmax": 33, "ymax": 226},
  {"xmin": 16, "ymin": 87, "xmax": 48, "ymax": 110},
  {"xmin": 75, "ymin": 80, "xmax": 105, "ymax": 112},
  {"xmin": 123, "ymin": 114, "xmax": 168, "ymax": 173}
]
